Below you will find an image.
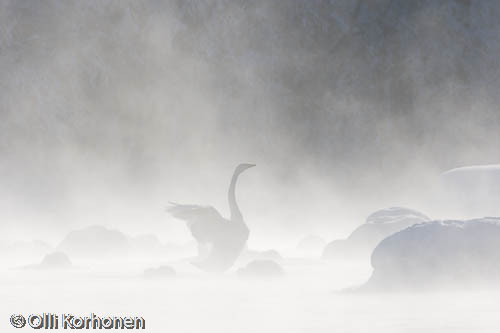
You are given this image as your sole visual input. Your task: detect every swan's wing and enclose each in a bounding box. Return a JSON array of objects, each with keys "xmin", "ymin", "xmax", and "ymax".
[
  {"xmin": 167, "ymin": 203, "xmax": 226, "ymax": 243},
  {"xmin": 192, "ymin": 239, "xmax": 247, "ymax": 272},
  {"xmin": 167, "ymin": 203, "xmax": 224, "ymax": 223}
]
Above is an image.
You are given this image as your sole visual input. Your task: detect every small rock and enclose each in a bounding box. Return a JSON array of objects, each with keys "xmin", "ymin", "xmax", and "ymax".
[{"xmin": 237, "ymin": 260, "xmax": 284, "ymax": 278}]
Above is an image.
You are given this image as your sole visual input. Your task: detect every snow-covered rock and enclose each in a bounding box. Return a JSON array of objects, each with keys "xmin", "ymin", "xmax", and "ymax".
[
  {"xmin": 322, "ymin": 207, "xmax": 430, "ymax": 261},
  {"xmin": 441, "ymin": 164, "xmax": 500, "ymax": 216},
  {"xmin": 363, "ymin": 218, "xmax": 500, "ymax": 290}
]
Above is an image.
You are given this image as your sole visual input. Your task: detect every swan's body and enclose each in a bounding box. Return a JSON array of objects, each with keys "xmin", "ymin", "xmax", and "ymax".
[{"xmin": 168, "ymin": 163, "xmax": 255, "ymax": 272}]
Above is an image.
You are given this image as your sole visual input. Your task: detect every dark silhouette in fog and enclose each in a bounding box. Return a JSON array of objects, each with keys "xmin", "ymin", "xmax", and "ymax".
[
  {"xmin": 168, "ymin": 163, "xmax": 255, "ymax": 272},
  {"xmin": 38, "ymin": 252, "xmax": 72, "ymax": 270}
]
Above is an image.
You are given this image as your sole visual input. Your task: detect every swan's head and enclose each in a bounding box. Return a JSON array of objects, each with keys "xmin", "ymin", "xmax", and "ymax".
[{"xmin": 235, "ymin": 163, "xmax": 256, "ymax": 174}]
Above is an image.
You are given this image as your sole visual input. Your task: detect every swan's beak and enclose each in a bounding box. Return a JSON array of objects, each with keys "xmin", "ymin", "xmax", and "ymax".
[
  {"xmin": 236, "ymin": 163, "xmax": 256, "ymax": 173},
  {"xmin": 240, "ymin": 163, "xmax": 256, "ymax": 169},
  {"xmin": 245, "ymin": 164, "xmax": 256, "ymax": 170}
]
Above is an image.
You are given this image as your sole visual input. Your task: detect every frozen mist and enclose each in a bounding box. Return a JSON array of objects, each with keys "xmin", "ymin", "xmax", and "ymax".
[{"xmin": 2, "ymin": 0, "xmax": 500, "ymax": 332}]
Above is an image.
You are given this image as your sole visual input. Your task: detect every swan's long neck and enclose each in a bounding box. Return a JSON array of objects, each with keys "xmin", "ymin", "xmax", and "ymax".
[{"xmin": 228, "ymin": 170, "xmax": 243, "ymax": 222}]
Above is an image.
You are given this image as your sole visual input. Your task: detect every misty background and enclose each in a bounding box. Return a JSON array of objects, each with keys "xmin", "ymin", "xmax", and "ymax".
[{"xmin": 1, "ymin": 0, "xmax": 500, "ymax": 247}]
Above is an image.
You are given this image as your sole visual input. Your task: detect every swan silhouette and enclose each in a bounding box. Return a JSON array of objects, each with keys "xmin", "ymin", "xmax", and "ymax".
[{"xmin": 168, "ymin": 163, "xmax": 256, "ymax": 272}]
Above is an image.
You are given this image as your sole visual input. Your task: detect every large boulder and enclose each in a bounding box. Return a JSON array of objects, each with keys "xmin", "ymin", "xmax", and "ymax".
[
  {"xmin": 363, "ymin": 218, "xmax": 500, "ymax": 290},
  {"xmin": 322, "ymin": 207, "xmax": 430, "ymax": 261},
  {"xmin": 38, "ymin": 252, "xmax": 72, "ymax": 270}
]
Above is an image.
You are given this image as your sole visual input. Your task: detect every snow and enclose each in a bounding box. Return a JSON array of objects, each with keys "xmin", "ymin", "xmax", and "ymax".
[
  {"xmin": 441, "ymin": 164, "xmax": 500, "ymax": 216},
  {"xmin": 443, "ymin": 164, "xmax": 500, "ymax": 174},
  {"xmin": 1, "ymin": 259, "xmax": 499, "ymax": 333},
  {"xmin": 366, "ymin": 207, "xmax": 430, "ymax": 225},
  {"xmin": 442, "ymin": 165, "xmax": 500, "ymax": 192},
  {"xmin": 322, "ymin": 207, "xmax": 430, "ymax": 261}
]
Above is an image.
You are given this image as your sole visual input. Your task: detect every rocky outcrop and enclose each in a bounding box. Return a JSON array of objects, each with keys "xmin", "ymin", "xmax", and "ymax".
[{"xmin": 38, "ymin": 252, "xmax": 72, "ymax": 270}]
